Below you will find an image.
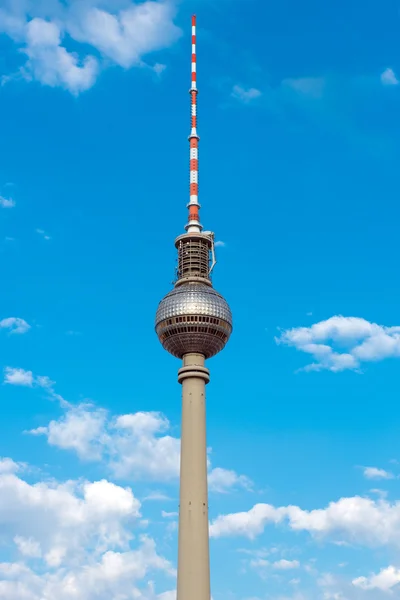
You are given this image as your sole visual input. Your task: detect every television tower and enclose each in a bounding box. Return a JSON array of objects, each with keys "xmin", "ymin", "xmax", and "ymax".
[{"xmin": 155, "ymin": 15, "xmax": 233, "ymax": 600}]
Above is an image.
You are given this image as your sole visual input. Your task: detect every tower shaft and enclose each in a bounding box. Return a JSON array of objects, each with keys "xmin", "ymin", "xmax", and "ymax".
[{"xmin": 177, "ymin": 353, "xmax": 211, "ymax": 600}]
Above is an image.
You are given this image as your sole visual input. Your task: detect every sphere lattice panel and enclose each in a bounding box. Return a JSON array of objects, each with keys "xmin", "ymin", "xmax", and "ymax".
[{"xmin": 155, "ymin": 282, "xmax": 232, "ymax": 359}]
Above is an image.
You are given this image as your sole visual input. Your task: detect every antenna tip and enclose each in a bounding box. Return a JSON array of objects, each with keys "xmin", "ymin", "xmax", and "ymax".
[{"xmin": 192, "ymin": 14, "xmax": 196, "ymax": 26}]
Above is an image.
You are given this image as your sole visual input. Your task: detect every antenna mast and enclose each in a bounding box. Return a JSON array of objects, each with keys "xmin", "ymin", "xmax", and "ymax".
[{"xmin": 186, "ymin": 14, "xmax": 201, "ymax": 233}]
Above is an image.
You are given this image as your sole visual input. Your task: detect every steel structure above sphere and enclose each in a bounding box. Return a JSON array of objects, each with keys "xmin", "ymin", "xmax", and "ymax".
[{"xmin": 155, "ymin": 282, "xmax": 232, "ymax": 359}]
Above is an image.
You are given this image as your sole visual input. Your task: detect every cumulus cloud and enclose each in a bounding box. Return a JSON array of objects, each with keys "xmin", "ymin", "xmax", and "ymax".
[
  {"xmin": 273, "ymin": 559, "xmax": 300, "ymax": 570},
  {"xmin": 381, "ymin": 68, "xmax": 399, "ymax": 86},
  {"xmin": 28, "ymin": 401, "xmax": 250, "ymax": 491},
  {"xmin": 353, "ymin": 566, "xmax": 400, "ymax": 591},
  {"xmin": 0, "ymin": 0, "xmax": 181, "ymax": 94},
  {"xmin": 0, "ymin": 469, "xmax": 140, "ymax": 566},
  {"xmin": 14, "ymin": 536, "xmax": 42, "ymax": 558},
  {"xmin": 0, "ymin": 317, "xmax": 30, "ymax": 334},
  {"xmin": 0, "ymin": 473, "xmax": 177, "ymax": 597},
  {"xmin": 110, "ymin": 411, "xmax": 181, "ymax": 480},
  {"xmin": 369, "ymin": 489, "xmax": 388, "ymax": 499},
  {"xmin": 4, "ymin": 367, "xmax": 34, "ymax": 386},
  {"xmin": 211, "ymin": 503, "xmax": 285, "ymax": 539},
  {"xmin": 249, "ymin": 557, "xmax": 301, "ymax": 584},
  {"xmin": 249, "ymin": 557, "xmax": 270, "ymax": 569},
  {"xmin": 67, "ymin": 2, "xmax": 180, "ymax": 69},
  {"xmin": 231, "ymin": 85, "xmax": 262, "ymax": 103},
  {"xmin": 0, "ymin": 552, "xmax": 174, "ymax": 599},
  {"xmin": 3, "ymin": 368, "xmax": 61, "ymax": 399},
  {"xmin": 363, "ymin": 467, "xmax": 394, "ymax": 480},
  {"xmin": 275, "ymin": 315, "xmax": 400, "ymax": 372},
  {"xmin": 208, "ymin": 467, "xmax": 252, "ymax": 493},
  {"xmin": 143, "ymin": 492, "xmax": 172, "ymax": 502},
  {"xmin": 30, "ymin": 406, "xmax": 180, "ymax": 480},
  {"xmin": 210, "ymin": 496, "xmax": 400, "ymax": 548},
  {"xmin": 0, "ymin": 458, "xmax": 24, "ymax": 474},
  {"xmin": 0, "ymin": 451, "xmax": 175, "ymax": 599},
  {"xmin": 0, "ymin": 195, "xmax": 15, "ymax": 208},
  {"xmin": 22, "ymin": 17, "xmax": 98, "ymax": 94},
  {"xmin": 30, "ymin": 403, "xmax": 109, "ymax": 460},
  {"xmin": 158, "ymin": 591, "xmax": 176, "ymax": 600}
]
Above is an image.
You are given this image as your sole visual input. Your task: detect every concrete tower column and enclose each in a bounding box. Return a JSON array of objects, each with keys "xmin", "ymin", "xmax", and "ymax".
[{"xmin": 177, "ymin": 352, "xmax": 211, "ymax": 600}]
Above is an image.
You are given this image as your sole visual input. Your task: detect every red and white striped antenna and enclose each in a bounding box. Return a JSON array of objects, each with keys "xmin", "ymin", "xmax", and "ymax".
[{"xmin": 186, "ymin": 15, "xmax": 201, "ymax": 233}]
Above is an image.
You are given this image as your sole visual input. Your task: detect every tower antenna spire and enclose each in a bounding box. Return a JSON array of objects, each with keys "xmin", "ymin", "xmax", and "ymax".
[{"xmin": 187, "ymin": 14, "xmax": 201, "ymax": 233}]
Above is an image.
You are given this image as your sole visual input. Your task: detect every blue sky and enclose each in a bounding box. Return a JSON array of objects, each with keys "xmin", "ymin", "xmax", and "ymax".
[{"xmin": 1, "ymin": 0, "xmax": 400, "ymax": 598}]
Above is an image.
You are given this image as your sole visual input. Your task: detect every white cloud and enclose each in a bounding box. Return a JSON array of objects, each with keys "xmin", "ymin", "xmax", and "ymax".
[
  {"xmin": 208, "ymin": 467, "xmax": 252, "ymax": 493},
  {"xmin": 353, "ymin": 566, "xmax": 400, "ymax": 591},
  {"xmin": 158, "ymin": 591, "xmax": 176, "ymax": 600},
  {"xmin": 0, "ymin": 317, "xmax": 30, "ymax": 334},
  {"xmin": 0, "ymin": 537, "xmax": 173, "ymax": 600},
  {"xmin": 30, "ymin": 404, "xmax": 109, "ymax": 460},
  {"xmin": 35, "ymin": 375, "xmax": 55, "ymax": 389},
  {"xmin": 250, "ymin": 558, "xmax": 270, "ymax": 568},
  {"xmin": 110, "ymin": 411, "xmax": 180, "ymax": 481},
  {"xmin": 214, "ymin": 240, "xmax": 226, "ymax": 248},
  {"xmin": 30, "ymin": 407, "xmax": 180, "ymax": 480},
  {"xmin": 369, "ymin": 489, "xmax": 388, "ymax": 499},
  {"xmin": 4, "ymin": 367, "xmax": 34, "ymax": 387},
  {"xmin": 239, "ymin": 547, "xmax": 272, "ymax": 559},
  {"xmin": 276, "ymin": 315, "xmax": 400, "ymax": 372},
  {"xmin": 0, "ymin": 195, "xmax": 15, "ymax": 208},
  {"xmin": 0, "ymin": 470, "xmax": 140, "ymax": 568},
  {"xmin": 14, "ymin": 536, "xmax": 42, "ymax": 558},
  {"xmin": 317, "ymin": 573, "xmax": 346, "ymax": 600},
  {"xmin": 273, "ymin": 559, "xmax": 300, "ymax": 570},
  {"xmin": 68, "ymin": 3, "xmax": 180, "ymax": 69},
  {"xmin": 248, "ymin": 557, "xmax": 270, "ymax": 579},
  {"xmin": 4, "ymin": 368, "xmax": 64, "ymax": 400},
  {"xmin": 0, "ymin": 467, "xmax": 176, "ymax": 600},
  {"xmin": 143, "ymin": 492, "xmax": 172, "ymax": 502},
  {"xmin": 381, "ymin": 68, "xmax": 399, "ymax": 86},
  {"xmin": 29, "ymin": 401, "xmax": 250, "ymax": 490},
  {"xmin": 363, "ymin": 467, "xmax": 394, "ymax": 480},
  {"xmin": 210, "ymin": 495, "xmax": 400, "ymax": 548},
  {"xmin": 0, "ymin": 458, "xmax": 24, "ymax": 474},
  {"xmin": 231, "ymin": 85, "xmax": 262, "ymax": 103},
  {"xmin": 161, "ymin": 511, "xmax": 178, "ymax": 518},
  {"xmin": 248, "ymin": 556, "xmax": 300, "ymax": 578},
  {"xmin": 22, "ymin": 17, "xmax": 98, "ymax": 94},
  {"xmin": 0, "ymin": 1, "xmax": 181, "ymax": 94},
  {"xmin": 4, "ymin": 368, "xmax": 68, "ymax": 409},
  {"xmin": 210, "ymin": 503, "xmax": 285, "ymax": 539}
]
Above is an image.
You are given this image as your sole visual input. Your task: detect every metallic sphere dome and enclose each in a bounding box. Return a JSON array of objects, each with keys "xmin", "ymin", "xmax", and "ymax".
[{"xmin": 155, "ymin": 282, "xmax": 232, "ymax": 359}]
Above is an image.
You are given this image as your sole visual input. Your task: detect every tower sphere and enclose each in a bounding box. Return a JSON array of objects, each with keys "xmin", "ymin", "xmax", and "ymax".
[{"xmin": 155, "ymin": 282, "xmax": 232, "ymax": 359}]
